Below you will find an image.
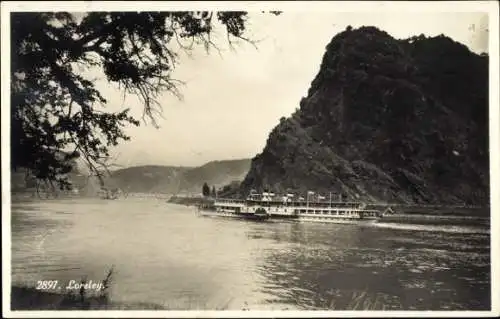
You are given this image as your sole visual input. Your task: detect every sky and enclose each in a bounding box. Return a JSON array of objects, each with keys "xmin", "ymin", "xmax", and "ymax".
[{"xmin": 85, "ymin": 10, "xmax": 490, "ymax": 168}]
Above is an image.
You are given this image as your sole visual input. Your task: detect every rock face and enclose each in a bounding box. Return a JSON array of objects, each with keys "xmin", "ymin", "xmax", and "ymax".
[{"xmin": 240, "ymin": 26, "xmax": 489, "ymax": 205}]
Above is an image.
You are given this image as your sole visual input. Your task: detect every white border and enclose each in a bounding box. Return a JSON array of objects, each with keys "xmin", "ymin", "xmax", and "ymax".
[{"xmin": 2, "ymin": 1, "xmax": 499, "ymax": 318}]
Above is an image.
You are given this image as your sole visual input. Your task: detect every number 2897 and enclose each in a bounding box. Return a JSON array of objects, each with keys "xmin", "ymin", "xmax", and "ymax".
[{"xmin": 36, "ymin": 280, "xmax": 59, "ymax": 290}]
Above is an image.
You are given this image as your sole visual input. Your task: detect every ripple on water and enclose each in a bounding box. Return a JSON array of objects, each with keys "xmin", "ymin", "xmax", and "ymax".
[
  {"xmin": 9, "ymin": 199, "xmax": 491, "ymax": 310},
  {"xmin": 373, "ymin": 222, "xmax": 489, "ymax": 234}
]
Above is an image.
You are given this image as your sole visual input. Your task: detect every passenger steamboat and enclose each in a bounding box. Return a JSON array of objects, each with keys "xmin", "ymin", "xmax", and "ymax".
[{"xmin": 197, "ymin": 191, "xmax": 394, "ymax": 224}]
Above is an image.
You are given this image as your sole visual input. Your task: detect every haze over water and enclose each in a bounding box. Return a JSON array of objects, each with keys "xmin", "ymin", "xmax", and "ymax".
[{"xmin": 11, "ymin": 198, "xmax": 490, "ymax": 310}]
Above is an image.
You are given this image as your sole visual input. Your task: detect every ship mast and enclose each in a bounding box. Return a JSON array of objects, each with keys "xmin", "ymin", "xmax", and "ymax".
[
  {"xmin": 306, "ymin": 191, "xmax": 314, "ymax": 212},
  {"xmin": 306, "ymin": 192, "xmax": 309, "ymax": 212}
]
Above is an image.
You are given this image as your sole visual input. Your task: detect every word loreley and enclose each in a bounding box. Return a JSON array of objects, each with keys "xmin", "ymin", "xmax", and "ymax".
[{"xmin": 66, "ymin": 280, "xmax": 105, "ymax": 292}]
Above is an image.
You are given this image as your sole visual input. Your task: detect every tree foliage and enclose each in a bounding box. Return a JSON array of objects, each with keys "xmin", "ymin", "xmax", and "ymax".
[
  {"xmin": 202, "ymin": 182, "xmax": 210, "ymax": 197},
  {"xmin": 11, "ymin": 11, "xmax": 277, "ymax": 190}
]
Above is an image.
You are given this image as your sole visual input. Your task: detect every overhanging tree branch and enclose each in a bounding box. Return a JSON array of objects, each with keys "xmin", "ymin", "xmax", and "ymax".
[{"xmin": 11, "ymin": 11, "xmax": 275, "ymax": 190}]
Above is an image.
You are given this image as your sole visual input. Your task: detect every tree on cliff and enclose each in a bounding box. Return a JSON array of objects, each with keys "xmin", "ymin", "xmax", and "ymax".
[
  {"xmin": 11, "ymin": 11, "xmax": 279, "ymax": 190},
  {"xmin": 202, "ymin": 182, "xmax": 210, "ymax": 197}
]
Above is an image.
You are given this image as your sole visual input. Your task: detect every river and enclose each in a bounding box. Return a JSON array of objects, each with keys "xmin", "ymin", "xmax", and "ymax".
[{"xmin": 10, "ymin": 197, "xmax": 490, "ymax": 310}]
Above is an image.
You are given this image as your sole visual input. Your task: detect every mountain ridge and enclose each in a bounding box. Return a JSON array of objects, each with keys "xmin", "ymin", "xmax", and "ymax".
[
  {"xmin": 11, "ymin": 158, "xmax": 252, "ymax": 195},
  {"xmin": 107, "ymin": 158, "xmax": 251, "ymax": 194}
]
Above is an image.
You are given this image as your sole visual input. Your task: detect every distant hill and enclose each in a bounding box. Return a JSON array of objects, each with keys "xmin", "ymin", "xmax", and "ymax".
[
  {"xmin": 11, "ymin": 161, "xmax": 105, "ymax": 197},
  {"xmin": 11, "ymin": 159, "xmax": 252, "ymax": 196},
  {"xmin": 108, "ymin": 159, "xmax": 251, "ymax": 194},
  {"xmin": 106, "ymin": 165, "xmax": 189, "ymax": 194},
  {"xmin": 178, "ymin": 159, "xmax": 252, "ymax": 193},
  {"xmin": 239, "ymin": 26, "xmax": 489, "ymax": 206}
]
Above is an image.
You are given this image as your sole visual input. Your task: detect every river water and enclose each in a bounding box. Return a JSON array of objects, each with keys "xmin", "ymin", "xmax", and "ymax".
[{"xmin": 10, "ymin": 197, "xmax": 490, "ymax": 310}]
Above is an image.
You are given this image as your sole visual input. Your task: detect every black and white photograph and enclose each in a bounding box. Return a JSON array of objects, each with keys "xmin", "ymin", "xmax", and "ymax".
[{"xmin": 2, "ymin": 1, "xmax": 499, "ymax": 317}]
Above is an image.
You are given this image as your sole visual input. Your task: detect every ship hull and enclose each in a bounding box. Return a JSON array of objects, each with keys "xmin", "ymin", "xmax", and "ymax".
[
  {"xmin": 197, "ymin": 209, "xmax": 381, "ymax": 224},
  {"xmin": 198, "ymin": 209, "xmax": 270, "ymax": 221},
  {"xmin": 196, "ymin": 195, "xmax": 391, "ymax": 225},
  {"xmin": 296, "ymin": 216, "xmax": 378, "ymax": 225}
]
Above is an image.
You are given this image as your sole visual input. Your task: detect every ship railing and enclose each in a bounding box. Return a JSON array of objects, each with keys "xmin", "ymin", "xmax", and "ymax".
[
  {"xmin": 215, "ymin": 198, "xmax": 389, "ymax": 209},
  {"xmin": 215, "ymin": 198, "xmax": 246, "ymax": 204}
]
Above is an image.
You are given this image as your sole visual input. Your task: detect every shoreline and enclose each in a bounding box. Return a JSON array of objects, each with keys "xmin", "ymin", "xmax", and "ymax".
[
  {"xmin": 10, "ymin": 286, "xmax": 166, "ymax": 310},
  {"xmin": 9, "ymin": 285, "xmax": 395, "ymax": 311}
]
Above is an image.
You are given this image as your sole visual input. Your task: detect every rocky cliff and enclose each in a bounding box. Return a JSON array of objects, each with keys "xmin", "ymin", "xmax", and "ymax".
[{"xmin": 240, "ymin": 26, "xmax": 489, "ymax": 205}]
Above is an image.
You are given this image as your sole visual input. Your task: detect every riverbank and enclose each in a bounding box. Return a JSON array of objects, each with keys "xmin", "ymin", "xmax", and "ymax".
[
  {"xmin": 11, "ymin": 285, "xmax": 390, "ymax": 310},
  {"xmin": 167, "ymin": 195, "xmax": 214, "ymax": 206},
  {"xmin": 380, "ymin": 214, "xmax": 489, "ymax": 227},
  {"xmin": 11, "ymin": 286, "xmax": 166, "ymax": 310}
]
